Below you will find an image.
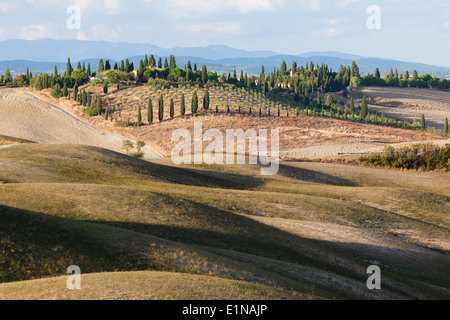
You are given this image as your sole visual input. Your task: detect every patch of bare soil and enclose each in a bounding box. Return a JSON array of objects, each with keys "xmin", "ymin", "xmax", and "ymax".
[
  {"xmin": 357, "ymin": 86, "xmax": 450, "ymax": 130},
  {"xmin": 0, "ymin": 89, "xmax": 163, "ymax": 159}
]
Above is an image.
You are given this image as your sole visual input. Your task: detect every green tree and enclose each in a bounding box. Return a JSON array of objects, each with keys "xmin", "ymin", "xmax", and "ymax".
[
  {"xmin": 280, "ymin": 61, "xmax": 287, "ymax": 75},
  {"xmin": 180, "ymin": 93, "xmax": 186, "ymax": 117},
  {"xmin": 149, "ymin": 55, "xmax": 156, "ymax": 67},
  {"xmin": 351, "ymin": 61, "xmax": 360, "ymax": 77},
  {"xmin": 158, "ymin": 57, "xmax": 162, "ymax": 69},
  {"xmin": 169, "ymin": 55, "xmax": 177, "ymax": 69},
  {"xmin": 51, "ymin": 84, "xmax": 62, "ymax": 98},
  {"xmin": 192, "ymin": 91, "xmax": 198, "ymax": 114},
  {"xmin": 317, "ymin": 94, "xmax": 322, "ymax": 106},
  {"xmin": 203, "ymin": 88, "xmax": 210, "ymax": 111},
  {"xmin": 444, "ymin": 118, "xmax": 448, "ymax": 136},
  {"xmin": 148, "ymin": 98, "xmax": 153, "ymax": 124},
  {"xmin": 96, "ymin": 95, "xmax": 102, "ymax": 115},
  {"xmin": 325, "ymin": 94, "xmax": 334, "ymax": 107},
  {"xmin": 420, "ymin": 114, "xmax": 426, "ymax": 130},
  {"xmin": 375, "ymin": 68, "xmax": 380, "ymax": 78},
  {"xmin": 170, "ymin": 98, "xmax": 174, "ymax": 118},
  {"xmin": 202, "ymin": 65, "xmax": 208, "ymax": 83},
  {"xmin": 4, "ymin": 66, "xmax": 12, "ymax": 83},
  {"xmin": 98, "ymin": 59, "xmax": 104, "ymax": 73},
  {"xmin": 349, "ymin": 97, "xmax": 355, "ymax": 115},
  {"xmin": 412, "ymin": 70, "xmax": 419, "ymax": 80},
  {"xmin": 360, "ymin": 96, "xmax": 369, "ymax": 119},
  {"xmin": 159, "ymin": 93, "xmax": 164, "ymax": 122},
  {"xmin": 137, "ymin": 105, "xmax": 142, "ymax": 125},
  {"xmin": 67, "ymin": 58, "xmax": 73, "ymax": 77}
]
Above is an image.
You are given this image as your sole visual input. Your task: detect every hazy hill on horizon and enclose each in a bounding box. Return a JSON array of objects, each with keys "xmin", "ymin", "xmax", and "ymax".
[{"xmin": 1, "ymin": 39, "xmax": 449, "ymax": 77}]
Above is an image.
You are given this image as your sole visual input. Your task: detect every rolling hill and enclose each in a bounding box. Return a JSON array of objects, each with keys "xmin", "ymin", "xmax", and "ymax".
[{"xmin": 0, "ymin": 142, "xmax": 449, "ymax": 299}]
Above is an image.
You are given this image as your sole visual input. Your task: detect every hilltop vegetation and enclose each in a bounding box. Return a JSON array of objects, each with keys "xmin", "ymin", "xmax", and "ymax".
[{"xmin": 3, "ymin": 53, "xmax": 449, "ymax": 136}]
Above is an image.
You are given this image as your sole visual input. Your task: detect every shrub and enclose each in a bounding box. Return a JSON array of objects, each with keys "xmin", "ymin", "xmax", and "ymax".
[{"xmin": 360, "ymin": 143, "xmax": 450, "ymax": 171}]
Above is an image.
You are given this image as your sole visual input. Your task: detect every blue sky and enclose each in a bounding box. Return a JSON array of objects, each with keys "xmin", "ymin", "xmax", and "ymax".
[{"xmin": 0, "ymin": 0, "xmax": 449, "ymax": 66}]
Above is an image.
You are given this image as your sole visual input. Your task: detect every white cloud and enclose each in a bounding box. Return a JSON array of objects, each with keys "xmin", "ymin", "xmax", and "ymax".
[
  {"xmin": 327, "ymin": 19, "xmax": 339, "ymax": 25},
  {"xmin": 19, "ymin": 23, "xmax": 54, "ymax": 40},
  {"xmin": 310, "ymin": 28, "xmax": 343, "ymax": 37},
  {"xmin": 166, "ymin": 0, "xmax": 283, "ymax": 16},
  {"xmin": 337, "ymin": 0, "xmax": 358, "ymax": 8},
  {"xmin": 443, "ymin": 20, "xmax": 450, "ymax": 29},
  {"xmin": 309, "ymin": 0, "xmax": 320, "ymax": 11},
  {"xmin": 104, "ymin": 0, "xmax": 121, "ymax": 15}
]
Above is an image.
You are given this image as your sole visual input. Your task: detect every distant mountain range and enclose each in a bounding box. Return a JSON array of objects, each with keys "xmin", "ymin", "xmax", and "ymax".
[{"xmin": 1, "ymin": 39, "xmax": 449, "ymax": 77}]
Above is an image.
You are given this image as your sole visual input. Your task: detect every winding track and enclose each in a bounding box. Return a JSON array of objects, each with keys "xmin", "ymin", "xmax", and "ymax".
[{"xmin": 0, "ymin": 89, "xmax": 163, "ymax": 159}]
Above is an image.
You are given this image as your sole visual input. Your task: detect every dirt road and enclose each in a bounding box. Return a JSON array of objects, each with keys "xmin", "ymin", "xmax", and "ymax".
[{"xmin": 0, "ymin": 89, "xmax": 163, "ymax": 159}]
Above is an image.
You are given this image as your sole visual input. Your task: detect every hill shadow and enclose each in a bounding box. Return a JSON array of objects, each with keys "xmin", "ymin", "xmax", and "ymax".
[{"xmin": 278, "ymin": 163, "xmax": 358, "ymax": 187}]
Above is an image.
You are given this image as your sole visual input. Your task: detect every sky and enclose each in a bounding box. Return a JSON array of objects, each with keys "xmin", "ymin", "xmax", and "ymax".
[{"xmin": 0, "ymin": 0, "xmax": 449, "ymax": 67}]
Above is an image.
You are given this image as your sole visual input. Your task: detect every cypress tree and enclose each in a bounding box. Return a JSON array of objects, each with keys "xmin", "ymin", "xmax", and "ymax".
[
  {"xmin": 203, "ymin": 88, "xmax": 210, "ymax": 111},
  {"xmin": 164, "ymin": 57, "xmax": 169, "ymax": 69},
  {"xmin": 144, "ymin": 54, "xmax": 149, "ymax": 67},
  {"xmin": 317, "ymin": 94, "xmax": 322, "ymax": 106},
  {"xmin": 159, "ymin": 93, "xmax": 164, "ymax": 122},
  {"xmin": 148, "ymin": 98, "xmax": 153, "ymax": 124},
  {"xmin": 170, "ymin": 98, "xmax": 174, "ymax": 118},
  {"xmin": 202, "ymin": 65, "xmax": 208, "ymax": 83},
  {"xmin": 360, "ymin": 96, "xmax": 369, "ymax": 119},
  {"xmin": 81, "ymin": 90, "xmax": 87, "ymax": 106},
  {"xmin": 349, "ymin": 97, "xmax": 355, "ymax": 115},
  {"xmin": 87, "ymin": 63, "xmax": 91, "ymax": 77},
  {"xmin": 139, "ymin": 60, "xmax": 145, "ymax": 78},
  {"xmin": 421, "ymin": 114, "xmax": 426, "ymax": 130},
  {"xmin": 105, "ymin": 108, "xmax": 109, "ymax": 121},
  {"xmin": 62, "ymin": 83, "xmax": 68, "ymax": 97},
  {"xmin": 73, "ymin": 85, "xmax": 78, "ymax": 101},
  {"xmin": 67, "ymin": 58, "xmax": 73, "ymax": 77},
  {"xmin": 77, "ymin": 62, "xmax": 81, "ymax": 70},
  {"xmin": 54, "ymin": 65, "xmax": 58, "ymax": 77},
  {"xmin": 149, "ymin": 55, "xmax": 156, "ymax": 67},
  {"xmin": 87, "ymin": 92, "xmax": 91, "ymax": 107},
  {"xmin": 137, "ymin": 105, "xmax": 142, "ymax": 125},
  {"xmin": 375, "ymin": 68, "xmax": 380, "ymax": 78},
  {"xmin": 444, "ymin": 118, "xmax": 448, "ymax": 136},
  {"xmin": 96, "ymin": 95, "xmax": 102, "ymax": 115},
  {"xmin": 325, "ymin": 94, "xmax": 334, "ymax": 107},
  {"xmin": 180, "ymin": 93, "xmax": 186, "ymax": 117},
  {"xmin": 192, "ymin": 91, "xmax": 198, "ymax": 114},
  {"xmin": 98, "ymin": 59, "xmax": 104, "ymax": 73},
  {"xmin": 158, "ymin": 58, "xmax": 162, "ymax": 69}
]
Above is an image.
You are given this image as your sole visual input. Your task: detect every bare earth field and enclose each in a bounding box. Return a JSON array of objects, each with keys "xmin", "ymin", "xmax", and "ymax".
[
  {"xmin": 357, "ymin": 86, "xmax": 450, "ymax": 130},
  {"xmin": 25, "ymin": 87, "xmax": 444, "ymax": 160},
  {"xmin": 0, "ymin": 89, "xmax": 163, "ymax": 159}
]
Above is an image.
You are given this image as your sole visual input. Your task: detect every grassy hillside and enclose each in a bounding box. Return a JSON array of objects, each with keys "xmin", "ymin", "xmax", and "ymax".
[
  {"xmin": 0, "ymin": 135, "xmax": 35, "ymax": 146},
  {"xmin": 0, "ymin": 144, "xmax": 449, "ymax": 299},
  {"xmin": 0, "ymin": 271, "xmax": 298, "ymax": 300}
]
